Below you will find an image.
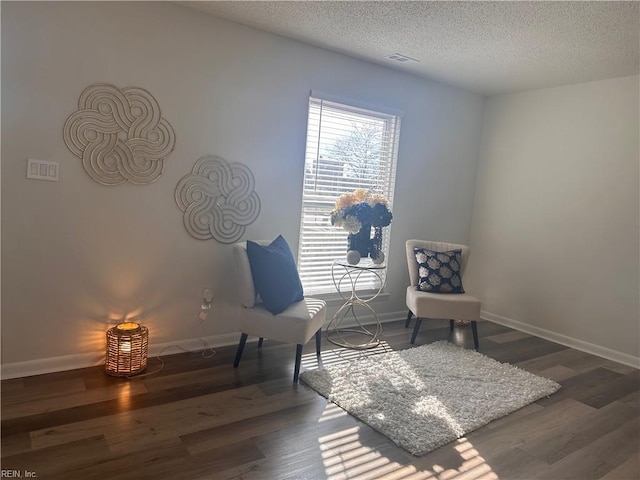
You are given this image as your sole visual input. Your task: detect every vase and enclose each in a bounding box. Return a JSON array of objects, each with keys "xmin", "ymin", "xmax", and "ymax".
[
  {"xmin": 347, "ymin": 223, "xmax": 372, "ymax": 258},
  {"xmin": 370, "ymin": 226, "xmax": 383, "ymax": 262},
  {"xmin": 346, "ymin": 250, "xmax": 361, "ymax": 265}
]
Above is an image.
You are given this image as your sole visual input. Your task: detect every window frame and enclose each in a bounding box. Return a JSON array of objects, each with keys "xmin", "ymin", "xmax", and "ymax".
[{"xmin": 296, "ymin": 91, "xmax": 402, "ymax": 296}]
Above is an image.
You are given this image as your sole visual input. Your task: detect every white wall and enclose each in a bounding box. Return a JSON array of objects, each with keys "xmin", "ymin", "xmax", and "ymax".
[
  {"xmin": 1, "ymin": 2, "xmax": 484, "ymax": 373},
  {"xmin": 466, "ymin": 75, "xmax": 640, "ymax": 362}
]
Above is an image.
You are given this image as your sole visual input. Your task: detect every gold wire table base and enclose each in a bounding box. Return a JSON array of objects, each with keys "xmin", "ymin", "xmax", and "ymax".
[
  {"xmin": 326, "ymin": 303, "xmax": 382, "ymax": 349},
  {"xmin": 325, "ymin": 260, "xmax": 386, "ymax": 350}
]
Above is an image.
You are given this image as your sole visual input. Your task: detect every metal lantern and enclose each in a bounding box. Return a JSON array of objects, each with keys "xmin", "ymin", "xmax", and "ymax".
[{"xmin": 105, "ymin": 322, "xmax": 149, "ymax": 377}]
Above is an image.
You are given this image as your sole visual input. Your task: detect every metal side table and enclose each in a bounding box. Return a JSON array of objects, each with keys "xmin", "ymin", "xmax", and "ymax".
[{"xmin": 325, "ymin": 258, "xmax": 386, "ymax": 349}]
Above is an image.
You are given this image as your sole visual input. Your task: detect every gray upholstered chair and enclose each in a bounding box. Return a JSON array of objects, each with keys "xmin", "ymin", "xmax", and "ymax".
[
  {"xmin": 232, "ymin": 241, "xmax": 326, "ymax": 382},
  {"xmin": 405, "ymin": 239, "xmax": 481, "ymax": 349}
]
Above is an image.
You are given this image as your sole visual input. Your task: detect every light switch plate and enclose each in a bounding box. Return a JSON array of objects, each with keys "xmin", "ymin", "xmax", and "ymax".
[{"xmin": 27, "ymin": 158, "xmax": 59, "ymax": 181}]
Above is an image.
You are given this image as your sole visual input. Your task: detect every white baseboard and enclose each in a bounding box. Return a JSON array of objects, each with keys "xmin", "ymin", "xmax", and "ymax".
[
  {"xmin": 1, "ymin": 352, "xmax": 107, "ymax": 381},
  {"xmin": 8, "ymin": 310, "xmax": 634, "ymax": 379},
  {"xmin": 0, "ymin": 313, "xmax": 410, "ymax": 380},
  {"xmin": 481, "ymin": 310, "xmax": 640, "ymax": 369},
  {"xmin": 0, "ymin": 333, "xmax": 241, "ymax": 380},
  {"xmin": 327, "ymin": 310, "xmax": 406, "ymax": 329}
]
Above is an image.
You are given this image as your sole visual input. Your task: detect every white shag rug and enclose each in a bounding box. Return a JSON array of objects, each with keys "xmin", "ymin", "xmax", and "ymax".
[{"xmin": 300, "ymin": 341, "xmax": 560, "ymax": 456}]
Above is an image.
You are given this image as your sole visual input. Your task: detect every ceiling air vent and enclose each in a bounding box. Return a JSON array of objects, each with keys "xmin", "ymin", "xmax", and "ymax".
[{"xmin": 385, "ymin": 53, "xmax": 419, "ymax": 63}]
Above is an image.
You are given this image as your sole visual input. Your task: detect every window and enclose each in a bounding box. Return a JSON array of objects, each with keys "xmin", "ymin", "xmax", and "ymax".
[{"xmin": 297, "ymin": 92, "xmax": 401, "ymax": 295}]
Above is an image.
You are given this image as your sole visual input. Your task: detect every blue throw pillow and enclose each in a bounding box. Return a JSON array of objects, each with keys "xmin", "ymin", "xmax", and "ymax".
[
  {"xmin": 246, "ymin": 235, "xmax": 304, "ymax": 314},
  {"xmin": 414, "ymin": 248, "xmax": 465, "ymax": 294}
]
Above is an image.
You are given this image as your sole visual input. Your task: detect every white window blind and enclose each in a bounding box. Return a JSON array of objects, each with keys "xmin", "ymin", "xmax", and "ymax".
[{"xmin": 297, "ymin": 93, "xmax": 401, "ymax": 295}]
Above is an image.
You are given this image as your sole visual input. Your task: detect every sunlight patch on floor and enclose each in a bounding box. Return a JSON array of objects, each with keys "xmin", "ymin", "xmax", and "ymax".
[
  {"xmin": 318, "ymin": 402, "xmax": 349, "ymax": 422},
  {"xmin": 301, "ymin": 340, "xmax": 394, "ymax": 370},
  {"xmin": 317, "ymin": 422, "xmax": 389, "ymax": 480},
  {"xmin": 309, "ymin": 343, "xmax": 499, "ymax": 480},
  {"xmin": 316, "ymin": 401, "xmax": 498, "ymax": 480},
  {"xmin": 318, "ymin": 426, "xmax": 361, "ymax": 451},
  {"xmin": 431, "ymin": 439, "xmax": 498, "ymax": 480}
]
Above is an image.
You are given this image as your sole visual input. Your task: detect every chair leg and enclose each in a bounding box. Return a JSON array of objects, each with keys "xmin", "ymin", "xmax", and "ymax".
[
  {"xmin": 405, "ymin": 310, "xmax": 413, "ymax": 328},
  {"xmin": 293, "ymin": 344, "xmax": 303, "ymax": 383},
  {"xmin": 315, "ymin": 329, "xmax": 322, "ymax": 357},
  {"xmin": 471, "ymin": 321, "xmax": 479, "ymax": 351},
  {"xmin": 450, "ymin": 319, "xmax": 455, "ymax": 332},
  {"xmin": 233, "ymin": 333, "xmax": 248, "ymax": 368},
  {"xmin": 410, "ymin": 317, "xmax": 423, "ymax": 344},
  {"xmin": 257, "ymin": 337, "xmax": 264, "ymax": 348}
]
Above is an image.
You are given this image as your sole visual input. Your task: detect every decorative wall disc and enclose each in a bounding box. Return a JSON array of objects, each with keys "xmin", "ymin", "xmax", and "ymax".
[
  {"xmin": 63, "ymin": 83, "xmax": 176, "ymax": 185},
  {"xmin": 175, "ymin": 155, "xmax": 261, "ymax": 243}
]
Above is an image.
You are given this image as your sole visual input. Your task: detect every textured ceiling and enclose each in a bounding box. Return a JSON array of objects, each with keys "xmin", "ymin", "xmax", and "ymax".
[{"xmin": 180, "ymin": 1, "xmax": 639, "ymax": 95}]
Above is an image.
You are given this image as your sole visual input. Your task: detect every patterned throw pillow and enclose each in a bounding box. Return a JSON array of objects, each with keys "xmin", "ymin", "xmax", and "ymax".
[{"xmin": 414, "ymin": 248, "xmax": 465, "ymax": 294}]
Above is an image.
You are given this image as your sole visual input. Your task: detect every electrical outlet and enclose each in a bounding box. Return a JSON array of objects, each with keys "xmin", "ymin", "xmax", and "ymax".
[
  {"xmin": 27, "ymin": 158, "xmax": 59, "ymax": 181},
  {"xmin": 201, "ymin": 289, "xmax": 213, "ymax": 310}
]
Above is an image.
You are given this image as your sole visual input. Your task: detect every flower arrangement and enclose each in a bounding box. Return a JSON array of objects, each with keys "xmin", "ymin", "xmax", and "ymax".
[
  {"xmin": 330, "ymin": 189, "xmax": 393, "ymax": 264},
  {"xmin": 330, "ymin": 188, "xmax": 393, "ymax": 234}
]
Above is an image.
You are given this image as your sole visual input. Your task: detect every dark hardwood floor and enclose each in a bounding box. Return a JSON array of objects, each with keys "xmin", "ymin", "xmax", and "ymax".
[{"xmin": 2, "ymin": 319, "xmax": 638, "ymax": 479}]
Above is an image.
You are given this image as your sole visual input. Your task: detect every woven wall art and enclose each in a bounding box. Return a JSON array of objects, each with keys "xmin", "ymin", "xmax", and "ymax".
[
  {"xmin": 175, "ymin": 155, "xmax": 261, "ymax": 243},
  {"xmin": 63, "ymin": 83, "xmax": 176, "ymax": 185}
]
